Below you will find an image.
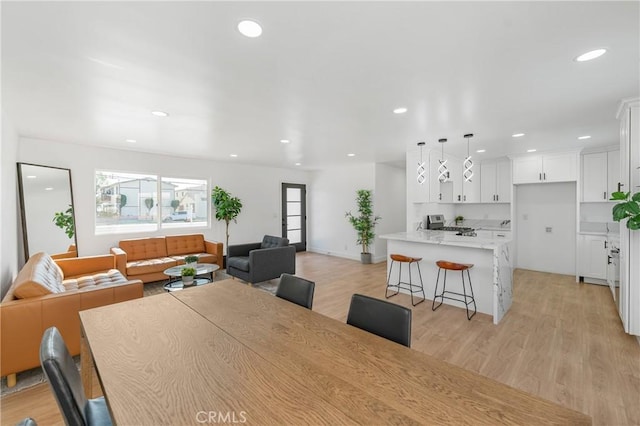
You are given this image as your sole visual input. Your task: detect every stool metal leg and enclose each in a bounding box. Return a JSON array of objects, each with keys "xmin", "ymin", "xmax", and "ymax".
[
  {"xmin": 463, "ymin": 269, "xmax": 477, "ymax": 320},
  {"xmin": 432, "ymin": 267, "xmax": 443, "ymax": 311},
  {"xmin": 410, "ymin": 261, "xmax": 425, "ymax": 306},
  {"xmin": 385, "ymin": 260, "xmax": 399, "ymax": 299}
]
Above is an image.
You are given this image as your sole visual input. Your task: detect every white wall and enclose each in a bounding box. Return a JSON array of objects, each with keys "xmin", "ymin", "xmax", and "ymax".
[
  {"xmin": 515, "ymin": 182, "xmax": 577, "ymax": 275},
  {"xmin": 18, "ymin": 138, "xmax": 310, "ymax": 256},
  {"xmin": 1, "ymin": 113, "xmax": 20, "ymax": 298},
  {"xmin": 373, "ymin": 163, "xmax": 406, "ymax": 261},
  {"xmin": 307, "ymin": 164, "xmax": 376, "ymax": 260}
]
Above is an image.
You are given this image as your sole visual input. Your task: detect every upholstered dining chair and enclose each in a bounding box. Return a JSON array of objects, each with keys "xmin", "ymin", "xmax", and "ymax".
[
  {"xmin": 346, "ymin": 294, "xmax": 412, "ymax": 347},
  {"xmin": 40, "ymin": 327, "xmax": 112, "ymax": 426},
  {"xmin": 276, "ymin": 273, "xmax": 315, "ymax": 309}
]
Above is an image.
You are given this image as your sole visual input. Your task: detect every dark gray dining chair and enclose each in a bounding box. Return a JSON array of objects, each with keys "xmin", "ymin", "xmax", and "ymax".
[
  {"xmin": 39, "ymin": 327, "xmax": 112, "ymax": 426},
  {"xmin": 276, "ymin": 273, "xmax": 315, "ymax": 309},
  {"xmin": 346, "ymin": 294, "xmax": 412, "ymax": 347}
]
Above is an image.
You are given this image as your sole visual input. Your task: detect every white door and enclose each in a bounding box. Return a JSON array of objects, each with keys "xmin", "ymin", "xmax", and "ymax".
[
  {"xmin": 607, "ymin": 149, "xmax": 620, "ymax": 198},
  {"xmin": 512, "ymin": 156, "xmax": 542, "ymax": 184},
  {"xmin": 543, "ymin": 152, "xmax": 577, "ymax": 182},
  {"xmin": 496, "ymin": 159, "xmax": 512, "ymax": 203},
  {"xmin": 480, "ymin": 162, "xmax": 497, "ymax": 203}
]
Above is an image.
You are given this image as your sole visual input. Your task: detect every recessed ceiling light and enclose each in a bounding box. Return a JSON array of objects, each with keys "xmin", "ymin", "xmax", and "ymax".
[
  {"xmin": 280, "ymin": 139, "xmax": 290, "ymax": 144},
  {"xmin": 295, "ymin": 162, "xmax": 301, "ymax": 166},
  {"xmin": 575, "ymin": 48, "xmax": 607, "ymax": 62},
  {"xmin": 151, "ymin": 111, "xmax": 169, "ymax": 117},
  {"xmin": 347, "ymin": 153, "xmax": 355, "ymax": 157},
  {"xmin": 26, "ymin": 175, "xmax": 36, "ymax": 179},
  {"xmin": 126, "ymin": 139, "xmax": 137, "ymax": 143},
  {"xmin": 230, "ymin": 154, "xmax": 238, "ymax": 158},
  {"xmin": 527, "ymin": 149, "xmax": 537, "ymax": 153},
  {"xmin": 512, "ymin": 133, "xmax": 525, "ymax": 138},
  {"xmin": 45, "ymin": 187, "xmax": 53, "ymax": 191},
  {"xmin": 476, "ymin": 149, "xmax": 486, "ymax": 153},
  {"xmin": 578, "ymin": 135, "xmax": 591, "ymax": 140},
  {"xmin": 393, "ymin": 107, "xmax": 408, "ymax": 114},
  {"xmin": 238, "ymin": 20, "xmax": 262, "ymax": 38}
]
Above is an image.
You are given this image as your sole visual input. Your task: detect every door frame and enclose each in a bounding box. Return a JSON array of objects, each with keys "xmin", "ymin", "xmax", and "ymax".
[{"xmin": 281, "ymin": 183, "xmax": 306, "ymax": 252}]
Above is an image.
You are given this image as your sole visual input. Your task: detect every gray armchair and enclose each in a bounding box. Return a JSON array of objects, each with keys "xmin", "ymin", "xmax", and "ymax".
[{"xmin": 227, "ymin": 235, "xmax": 296, "ymax": 284}]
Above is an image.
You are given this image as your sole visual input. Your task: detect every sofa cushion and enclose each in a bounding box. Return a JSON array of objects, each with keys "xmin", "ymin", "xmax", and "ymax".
[
  {"xmin": 261, "ymin": 235, "xmax": 289, "ymax": 249},
  {"xmin": 227, "ymin": 256, "xmax": 250, "ymax": 272},
  {"xmin": 126, "ymin": 257, "xmax": 177, "ymax": 276},
  {"xmin": 171, "ymin": 253, "xmax": 217, "ymax": 265},
  {"xmin": 63, "ymin": 269, "xmax": 129, "ymax": 291},
  {"xmin": 119, "ymin": 237, "xmax": 168, "ymax": 261},
  {"xmin": 13, "ymin": 252, "xmax": 66, "ymax": 299},
  {"xmin": 166, "ymin": 234, "xmax": 206, "ymax": 256}
]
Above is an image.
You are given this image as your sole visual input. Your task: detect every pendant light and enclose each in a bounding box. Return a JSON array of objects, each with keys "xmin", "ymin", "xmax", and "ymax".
[
  {"xmin": 438, "ymin": 138, "xmax": 449, "ymax": 183},
  {"xmin": 463, "ymin": 133, "xmax": 474, "ymax": 182},
  {"xmin": 417, "ymin": 142, "xmax": 426, "ymax": 185}
]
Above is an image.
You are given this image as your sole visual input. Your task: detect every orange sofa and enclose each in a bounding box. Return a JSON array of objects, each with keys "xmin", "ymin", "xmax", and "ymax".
[
  {"xmin": 0, "ymin": 252, "xmax": 143, "ymax": 387},
  {"xmin": 111, "ymin": 234, "xmax": 223, "ymax": 283}
]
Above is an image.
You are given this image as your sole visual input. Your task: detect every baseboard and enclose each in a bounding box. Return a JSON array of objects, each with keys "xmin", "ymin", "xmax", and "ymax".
[{"xmin": 307, "ymin": 247, "xmax": 386, "ymax": 264}]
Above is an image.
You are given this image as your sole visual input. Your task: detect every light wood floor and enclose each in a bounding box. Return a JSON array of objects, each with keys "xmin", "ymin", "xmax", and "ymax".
[{"xmin": 2, "ymin": 252, "xmax": 639, "ymax": 425}]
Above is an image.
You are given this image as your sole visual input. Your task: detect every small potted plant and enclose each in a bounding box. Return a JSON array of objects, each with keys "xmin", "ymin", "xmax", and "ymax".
[
  {"xmin": 455, "ymin": 215, "xmax": 464, "ymax": 226},
  {"xmin": 181, "ymin": 267, "xmax": 196, "ymax": 286},
  {"xmin": 184, "ymin": 255, "xmax": 199, "ymax": 268}
]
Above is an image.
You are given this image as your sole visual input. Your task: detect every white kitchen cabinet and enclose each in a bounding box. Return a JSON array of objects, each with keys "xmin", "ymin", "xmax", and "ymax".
[
  {"xmin": 429, "ymin": 152, "xmax": 462, "ymax": 203},
  {"xmin": 607, "ymin": 149, "xmax": 620, "ymax": 197},
  {"xmin": 462, "ymin": 168, "xmax": 481, "ymax": 203},
  {"xmin": 493, "ymin": 230, "xmax": 512, "ymax": 240},
  {"xmin": 406, "ymin": 149, "xmax": 429, "ymax": 203},
  {"xmin": 577, "ymin": 234, "xmax": 608, "ymax": 280},
  {"xmin": 582, "ymin": 150, "xmax": 620, "ymax": 202},
  {"xmin": 480, "ymin": 159, "xmax": 511, "ymax": 203},
  {"xmin": 512, "ymin": 152, "xmax": 578, "ymax": 184}
]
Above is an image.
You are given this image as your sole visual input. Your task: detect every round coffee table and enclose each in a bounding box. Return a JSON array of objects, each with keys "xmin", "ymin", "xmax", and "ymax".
[{"xmin": 163, "ymin": 263, "xmax": 220, "ymax": 292}]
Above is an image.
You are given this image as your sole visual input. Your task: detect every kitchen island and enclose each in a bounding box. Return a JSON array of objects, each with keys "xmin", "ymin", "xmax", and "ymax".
[{"xmin": 380, "ymin": 231, "xmax": 513, "ymax": 324}]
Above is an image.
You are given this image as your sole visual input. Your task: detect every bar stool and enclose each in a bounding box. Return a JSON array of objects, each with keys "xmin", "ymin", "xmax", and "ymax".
[
  {"xmin": 432, "ymin": 260, "xmax": 477, "ymax": 320},
  {"xmin": 385, "ymin": 254, "xmax": 425, "ymax": 306}
]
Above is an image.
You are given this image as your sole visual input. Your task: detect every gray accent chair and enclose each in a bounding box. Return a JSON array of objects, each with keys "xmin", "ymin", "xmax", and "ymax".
[
  {"xmin": 346, "ymin": 294, "xmax": 412, "ymax": 347},
  {"xmin": 227, "ymin": 235, "xmax": 296, "ymax": 284},
  {"xmin": 40, "ymin": 327, "xmax": 112, "ymax": 426},
  {"xmin": 276, "ymin": 273, "xmax": 315, "ymax": 309}
]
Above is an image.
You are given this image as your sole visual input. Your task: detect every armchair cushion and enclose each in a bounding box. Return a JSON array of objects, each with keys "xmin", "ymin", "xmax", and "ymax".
[
  {"xmin": 261, "ymin": 235, "xmax": 289, "ymax": 248},
  {"xmin": 227, "ymin": 256, "xmax": 250, "ymax": 272},
  {"xmin": 13, "ymin": 252, "xmax": 66, "ymax": 299}
]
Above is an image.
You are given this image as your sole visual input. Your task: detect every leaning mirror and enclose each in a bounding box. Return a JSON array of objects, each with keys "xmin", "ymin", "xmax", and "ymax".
[{"xmin": 17, "ymin": 163, "xmax": 78, "ymax": 261}]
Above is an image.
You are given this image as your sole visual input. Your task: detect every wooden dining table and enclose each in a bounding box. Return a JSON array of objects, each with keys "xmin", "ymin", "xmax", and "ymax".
[{"xmin": 79, "ymin": 279, "xmax": 591, "ymax": 425}]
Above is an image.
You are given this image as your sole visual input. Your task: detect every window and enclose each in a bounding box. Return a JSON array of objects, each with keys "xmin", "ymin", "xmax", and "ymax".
[{"xmin": 95, "ymin": 170, "xmax": 208, "ymax": 235}]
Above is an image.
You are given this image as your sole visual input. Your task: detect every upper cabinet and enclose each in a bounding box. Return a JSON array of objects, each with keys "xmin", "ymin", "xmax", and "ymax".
[
  {"xmin": 461, "ymin": 164, "xmax": 481, "ymax": 203},
  {"xmin": 480, "ymin": 159, "xmax": 511, "ymax": 203},
  {"xmin": 582, "ymin": 150, "xmax": 620, "ymax": 202},
  {"xmin": 512, "ymin": 152, "xmax": 578, "ymax": 184}
]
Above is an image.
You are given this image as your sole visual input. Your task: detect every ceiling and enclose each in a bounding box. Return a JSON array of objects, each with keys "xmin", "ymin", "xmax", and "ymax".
[{"xmin": 2, "ymin": 2, "xmax": 639, "ymax": 170}]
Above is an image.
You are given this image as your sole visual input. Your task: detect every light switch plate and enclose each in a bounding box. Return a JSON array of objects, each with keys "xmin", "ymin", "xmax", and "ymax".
[{"xmin": 546, "ymin": 227, "xmax": 552, "ymax": 233}]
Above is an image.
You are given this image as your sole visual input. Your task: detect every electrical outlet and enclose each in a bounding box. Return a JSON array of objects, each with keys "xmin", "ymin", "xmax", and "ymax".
[
  {"xmin": 546, "ymin": 227, "xmax": 552, "ymax": 233},
  {"xmin": 344, "ymin": 245, "xmax": 348, "ymax": 250},
  {"xmin": 523, "ymin": 214, "xmax": 528, "ymax": 220}
]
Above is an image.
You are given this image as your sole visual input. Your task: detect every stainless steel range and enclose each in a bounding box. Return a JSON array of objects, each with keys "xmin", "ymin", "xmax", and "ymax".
[{"xmin": 425, "ymin": 215, "xmax": 476, "ymax": 235}]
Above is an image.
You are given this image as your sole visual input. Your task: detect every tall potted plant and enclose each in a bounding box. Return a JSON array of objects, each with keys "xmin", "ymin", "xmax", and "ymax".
[
  {"xmin": 346, "ymin": 189, "xmax": 381, "ymax": 264},
  {"xmin": 211, "ymin": 186, "xmax": 243, "ymax": 261}
]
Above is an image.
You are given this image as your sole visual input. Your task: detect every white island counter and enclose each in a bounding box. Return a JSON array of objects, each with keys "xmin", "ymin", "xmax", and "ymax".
[{"xmin": 380, "ymin": 231, "xmax": 513, "ymax": 324}]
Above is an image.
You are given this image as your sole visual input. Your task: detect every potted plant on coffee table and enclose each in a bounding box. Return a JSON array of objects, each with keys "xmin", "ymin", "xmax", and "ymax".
[
  {"xmin": 181, "ymin": 267, "xmax": 196, "ymax": 286},
  {"xmin": 184, "ymin": 255, "xmax": 199, "ymax": 268},
  {"xmin": 346, "ymin": 189, "xmax": 381, "ymax": 264}
]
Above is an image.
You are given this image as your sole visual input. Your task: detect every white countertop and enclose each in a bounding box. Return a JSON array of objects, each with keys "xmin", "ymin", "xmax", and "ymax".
[{"xmin": 380, "ymin": 231, "xmax": 509, "ymax": 250}]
